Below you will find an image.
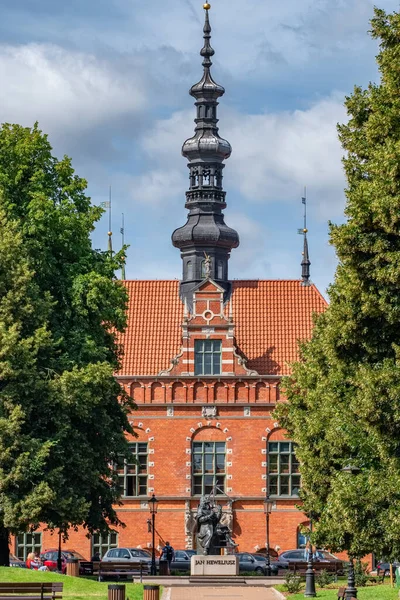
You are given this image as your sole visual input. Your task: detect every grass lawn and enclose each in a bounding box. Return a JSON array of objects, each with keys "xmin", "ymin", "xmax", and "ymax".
[
  {"xmin": 0, "ymin": 567, "xmax": 158, "ymax": 600},
  {"xmin": 275, "ymin": 582, "xmax": 398, "ymax": 599}
]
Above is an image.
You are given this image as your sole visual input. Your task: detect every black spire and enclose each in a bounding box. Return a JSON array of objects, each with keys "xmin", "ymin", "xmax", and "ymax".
[
  {"xmin": 300, "ymin": 189, "xmax": 311, "ymax": 285},
  {"xmin": 172, "ymin": 3, "xmax": 239, "ymax": 304}
]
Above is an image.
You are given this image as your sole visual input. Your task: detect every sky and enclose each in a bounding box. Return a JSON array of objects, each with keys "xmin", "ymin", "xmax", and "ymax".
[{"xmin": 0, "ymin": 0, "xmax": 399, "ymax": 296}]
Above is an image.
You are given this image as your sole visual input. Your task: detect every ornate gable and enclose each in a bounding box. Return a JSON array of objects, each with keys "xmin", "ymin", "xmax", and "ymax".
[{"xmin": 159, "ymin": 279, "xmax": 257, "ymax": 377}]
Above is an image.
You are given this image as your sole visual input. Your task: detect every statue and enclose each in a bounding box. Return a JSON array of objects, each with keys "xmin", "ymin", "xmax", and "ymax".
[
  {"xmin": 193, "ymin": 495, "xmax": 222, "ymax": 555},
  {"xmin": 203, "ymin": 253, "xmax": 212, "ymax": 278}
]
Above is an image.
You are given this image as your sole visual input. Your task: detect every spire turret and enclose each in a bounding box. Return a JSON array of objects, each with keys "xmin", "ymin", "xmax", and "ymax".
[
  {"xmin": 172, "ymin": 3, "xmax": 239, "ymax": 305},
  {"xmin": 299, "ymin": 188, "xmax": 311, "ymax": 285}
]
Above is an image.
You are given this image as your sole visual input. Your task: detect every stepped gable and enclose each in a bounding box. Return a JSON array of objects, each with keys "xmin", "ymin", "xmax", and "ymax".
[{"xmin": 117, "ymin": 279, "xmax": 327, "ymax": 376}]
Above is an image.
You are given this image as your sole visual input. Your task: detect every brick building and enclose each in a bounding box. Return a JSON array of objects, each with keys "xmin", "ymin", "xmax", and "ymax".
[{"xmin": 13, "ymin": 4, "xmax": 327, "ymax": 561}]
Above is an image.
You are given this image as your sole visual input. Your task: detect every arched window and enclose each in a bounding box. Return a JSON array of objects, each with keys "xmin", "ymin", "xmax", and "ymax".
[
  {"xmin": 217, "ymin": 261, "xmax": 223, "ymax": 279},
  {"xmin": 201, "ymin": 260, "xmax": 206, "ymax": 278},
  {"xmin": 187, "ymin": 260, "xmax": 193, "ymax": 279}
]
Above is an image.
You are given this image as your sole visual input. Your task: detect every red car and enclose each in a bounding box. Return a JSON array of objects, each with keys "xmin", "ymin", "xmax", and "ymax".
[{"xmin": 40, "ymin": 549, "xmax": 88, "ymax": 574}]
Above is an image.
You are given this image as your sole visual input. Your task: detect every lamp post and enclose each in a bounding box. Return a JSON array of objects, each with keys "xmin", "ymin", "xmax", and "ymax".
[
  {"xmin": 263, "ymin": 496, "xmax": 273, "ymax": 576},
  {"xmin": 341, "ymin": 464, "xmax": 361, "ymax": 600},
  {"xmin": 148, "ymin": 493, "xmax": 159, "ymax": 576},
  {"xmin": 57, "ymin": 530, "xmax": 62, "ymax": 572},
  {"xmin": 304, "ymin": 513, "xmax": 316, "ymax": 598}
]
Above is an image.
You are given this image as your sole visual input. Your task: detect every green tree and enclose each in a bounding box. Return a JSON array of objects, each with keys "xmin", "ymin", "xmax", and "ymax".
[
  {"xmin": 0, "ymin": 123, "xmax": 133, "ymax": 565},
  {"xmin": 276, "ymin": 8, "xmax": 400, "ymax": 560}
]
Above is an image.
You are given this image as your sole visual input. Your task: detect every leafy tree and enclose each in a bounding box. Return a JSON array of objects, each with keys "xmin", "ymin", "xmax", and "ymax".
[
  {"xmin": 276, "ymin": 8, "xmax": 400, "ymax": 560},
  {"xmin": 0, "ymin": 123, "xmax": 133, "ymax": 565}
]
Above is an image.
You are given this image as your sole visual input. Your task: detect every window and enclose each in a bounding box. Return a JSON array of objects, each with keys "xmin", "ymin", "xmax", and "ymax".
[
  {"xmin": 16, "ymin": 533, "xmax": 42, "ymax": 561},
  {"xmin": 92, "ymin": 532, "xmax": 118, "ymax": 559},
  {"xmin": 192, "ymin": 441, "xmax": 226, "ymax": 496},
  {"xmin": 187, "ymin": 260, "xmax": 193, "ymax": 279},
  {"xmin": 217, "ymin": 261, "xmax": 223, "ymax": 279},
  {"xmin": 267, "ymin": 441, "xmax": 300, "ymax": 497},
  {"xmin": 201, "ymin": 260, "xmax": 206, "ymax": 278},
  {"xmin": 117, "ymin": 442, "xmax": 148, "ymax": 497},
  {"xmin": 297, "ymin": 529, "xmax": 308, "ymax": 549},
  {"xmin": 194, "ymin": 340, "xmax": 222, "ymax": 375}
]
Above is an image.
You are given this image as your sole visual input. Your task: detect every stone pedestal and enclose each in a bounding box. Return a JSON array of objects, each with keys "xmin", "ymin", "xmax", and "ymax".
[{"xmin": 191, "ymin": 555, "xmax": 239, "ymax": 576}]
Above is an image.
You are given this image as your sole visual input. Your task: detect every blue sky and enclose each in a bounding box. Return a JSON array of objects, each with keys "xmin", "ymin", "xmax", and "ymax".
[{"xmin": 0, "ymin": 0, "xmax": 398, "ymax": 295}]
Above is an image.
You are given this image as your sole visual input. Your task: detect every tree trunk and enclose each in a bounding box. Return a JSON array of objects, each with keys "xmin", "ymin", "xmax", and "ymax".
[{"xmin": 0, "ymin": 525, "xmax": 10, "ymax": 566}]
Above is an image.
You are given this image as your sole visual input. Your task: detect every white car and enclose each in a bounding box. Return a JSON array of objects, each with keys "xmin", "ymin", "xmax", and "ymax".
[{"xmin": 101, "ymin": 548, "xmax": 152, "ymax": 564}]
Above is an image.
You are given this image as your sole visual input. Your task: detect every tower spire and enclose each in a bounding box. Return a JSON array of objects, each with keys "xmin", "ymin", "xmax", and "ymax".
[
  {"xmin": 108, "ymin": 185, "xmax": 113, "ymax": 255},
  {"xmin": 172, "ymin": 3, "xmax": 239, "ymax": 305},
  {"xmin": 121, "ymin": 212, "xmax": 126, "ymax": 280},
  {"xmin": 299, "ymin": 187, "xmax": 311, "ymax": 285}
]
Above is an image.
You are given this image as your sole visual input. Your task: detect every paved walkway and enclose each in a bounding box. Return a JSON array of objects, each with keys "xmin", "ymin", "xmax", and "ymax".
[{"xmin": 162, "ymin": 586, "xmax": 281, "ymax": 600}]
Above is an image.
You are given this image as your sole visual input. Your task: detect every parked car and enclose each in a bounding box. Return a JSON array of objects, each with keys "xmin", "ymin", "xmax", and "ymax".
[
  {"xmin": 376, "ymin": 560, "xmax": 400, "ymax": 575},
  {"xmin": 156, "ymin": 549, "xmax": 196, "ymax": 573},
  {"xmin": 9, "ymin": 553, "xmax": 26, "ymax": 568},
  {"xmin": 40, "ymin": 549, "xmax": 88, "ymax": 574},
  {"xmin": 237, "ymin": 552, "xmax": 268, "ymax": 574},
  {"xmin": 273, "ymin": 549, "xmax": 344, "ymax": 574},
  {"xmin": 251, "ymin": 554, "xmax": 278, "ymax": 575},
  {"xmin": 101, "ymin": 548, "xmax": 152, "ymax": 565}
]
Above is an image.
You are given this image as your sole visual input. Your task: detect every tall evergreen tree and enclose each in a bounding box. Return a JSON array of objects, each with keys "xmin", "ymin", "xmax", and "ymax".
[
  {"xmin": 0, "ymin": 123, "xmax": 133, "ymax": 565},
  {"xmin": 277, "ymin": 8, "xmax": 400, "ymax": 559}
]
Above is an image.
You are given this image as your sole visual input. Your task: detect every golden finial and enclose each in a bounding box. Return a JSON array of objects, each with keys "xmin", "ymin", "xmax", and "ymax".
[
  {"xmin": 203, "ymin": 3, "xmax": 211, "ymax": 9},
  {"xmin": 108, "ymin": 231, "xmax": 112, "ymax": 236},
  {"xmin": 303, "ymin": 228, "xmax": 308, "ymax": 233}
]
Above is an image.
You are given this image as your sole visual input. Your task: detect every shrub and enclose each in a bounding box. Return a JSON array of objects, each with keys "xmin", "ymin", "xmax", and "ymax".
[
  {"xmin": 284, "ymin": 572, "xmax": 302, "ymax": 594},
  {"xmin": 354, "ymin": 560, "xmax": 369, "ymax": 587},
  {"xmin": 316, "ymin": 569, "xmax": 332, "ymax": 588}
]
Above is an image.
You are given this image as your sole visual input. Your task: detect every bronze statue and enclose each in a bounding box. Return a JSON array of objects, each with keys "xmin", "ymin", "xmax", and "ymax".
[{"xmin": 194, "ymin": 495, "xmax": 222, "ymax": 555}]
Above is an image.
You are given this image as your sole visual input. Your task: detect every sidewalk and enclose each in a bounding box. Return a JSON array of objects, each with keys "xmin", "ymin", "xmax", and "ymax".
[{"xmin": 162, "ymin": 587, "xmax": 282, "ymax": 600}]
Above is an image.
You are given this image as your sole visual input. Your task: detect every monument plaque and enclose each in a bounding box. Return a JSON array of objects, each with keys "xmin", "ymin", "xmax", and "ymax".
[{"xmin": 191, "ymin": 554, "xmax": 239, "ymax": 576}]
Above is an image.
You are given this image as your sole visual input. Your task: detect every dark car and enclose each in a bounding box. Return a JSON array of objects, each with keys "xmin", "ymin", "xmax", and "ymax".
[
  {"xmin": 156, "ymin": 549, "xmax": 196, "ymax": 573},
  {"xmin": 9, "ymin": 553, "xmax": 26, "ymax": 568},
  {"xmin": 251, "ymin": 554, "xmax": 278, "ymax": 575},
  {"xmin": 376, "ymin": 560, "xmax": 400, "ymax": 575},
  {"xmin": 40, "ymin": 549, "xmax": 88, "ymax": 574},
  {"xmin": 273, "ymin": 549, "xmax": 343, "ymax": 574},
  {"xmin": 237, "ymin": 552, "xmax": 267, "ymax": 574}
]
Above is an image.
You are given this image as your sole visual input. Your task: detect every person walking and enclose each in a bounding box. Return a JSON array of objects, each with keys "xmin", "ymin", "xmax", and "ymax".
[{"xmin": 161, "ymin": 541, "xmax": 175, "ymax": 575}]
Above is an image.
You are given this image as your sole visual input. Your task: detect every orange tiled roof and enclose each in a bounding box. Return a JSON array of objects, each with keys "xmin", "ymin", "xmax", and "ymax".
[{"xmin": 118, "ymin": 280, "xmax": 327, "ymax": 376}]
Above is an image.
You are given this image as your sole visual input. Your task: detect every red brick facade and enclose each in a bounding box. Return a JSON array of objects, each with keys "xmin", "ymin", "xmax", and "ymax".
[{"xmin": 12, "ymin": 278, "xmax": 327, "ymax": 560}]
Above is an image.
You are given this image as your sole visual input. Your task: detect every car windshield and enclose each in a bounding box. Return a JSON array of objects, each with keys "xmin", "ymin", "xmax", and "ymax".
[
  {"xmin": 129, "ymin": 549, "xmax": 151, "ymax": 557},
  {"xmin": 64, "ymin": 551, "xmax": 86, "ymax": 560},
  {"xmin": 252, "ymin": 555, "xmax": 266, "ymax": 561},
  {"xmin": 316, "ymin": 551, "xmax": 338, "ymax": 560}
]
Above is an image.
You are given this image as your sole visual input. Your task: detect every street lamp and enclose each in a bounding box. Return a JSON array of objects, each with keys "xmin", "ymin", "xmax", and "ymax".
[
  {"xmin": 263, "ymin": 496, "xmax": 273, "ymax": 576},
  {"xmin": 304, "ymin": 519, "xmax": 316, "ymax": 598},
  {"xmin": 148, "ymin": 493, "xmax": 159, "ymax": 576},
  {"xmin": 57, "ymin": 530, "xmax": 62, "ymax": 572},
  {"xmin": 341, "ymin": 464, "xmax": 361, "ymax": 600}
]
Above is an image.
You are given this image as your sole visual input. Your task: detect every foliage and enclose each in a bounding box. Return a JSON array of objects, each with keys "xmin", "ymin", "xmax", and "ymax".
[
  {"xmin": 276, "ymin": 8, "xmax": 400, "ymax": 561},
  {"xmin": 283, "ymin": 572, "xmax": 303, "ymax": 594},
  {"xmin": 354, "ymin": 560, "xmax": 369, "ymax": 587},
  {"xmin": 316, "ymin": 568, "xmax": 333, "ymax": 588},
  {"xmin": 0, "ymin": 123, "xmax": 134, "ymax": 563}
]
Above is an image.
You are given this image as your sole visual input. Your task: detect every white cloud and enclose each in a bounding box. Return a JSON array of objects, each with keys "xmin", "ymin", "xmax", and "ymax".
[
  {"xmin": 225, "ymin": 95, "xmax": 347, "ymax": 217},
  {"xmin": 0, "ymin": 43, "xmax": 147, "ymax": 136}
]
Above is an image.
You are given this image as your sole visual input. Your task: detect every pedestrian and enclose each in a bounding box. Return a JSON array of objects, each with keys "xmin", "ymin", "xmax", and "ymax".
[{"xmin": 161, "ymin": 541, "xmax": 175, "ymax": 574}]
